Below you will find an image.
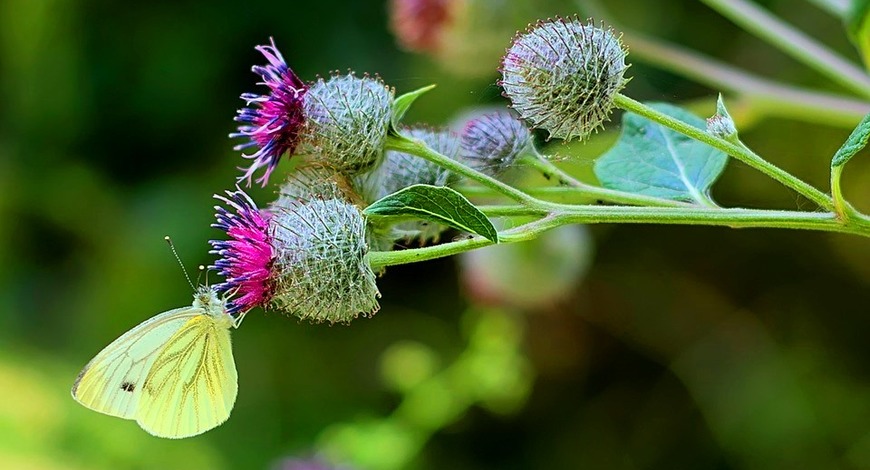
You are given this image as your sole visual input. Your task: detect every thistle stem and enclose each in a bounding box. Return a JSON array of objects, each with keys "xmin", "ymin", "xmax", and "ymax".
[
  {"xmin": 613, "ymin": 94, "xmax": 835, "ymax": 211},
  {"xmin": 367, "ymin": 206, "xmax": 870, "ymax": 269},
  {"xmin": 386, "ymin": 134, "xmax": 555, "ymax": 210},
  {"xmin": 519, "ymin": 152, "xmax": 693, "ymax": 207}
]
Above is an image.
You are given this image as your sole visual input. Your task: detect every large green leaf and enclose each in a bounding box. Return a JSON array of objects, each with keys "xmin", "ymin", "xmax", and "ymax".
[
  {"xmin": 363, "ymin": 184, "xmax": 498, "ymax": 242},
  {"xmin": 832, "ymin": 112, "xmax": 870, "ymax": 167},
  {"xmin": 594, "ymin": 103, "xmax": 728, "ymax": 204}
]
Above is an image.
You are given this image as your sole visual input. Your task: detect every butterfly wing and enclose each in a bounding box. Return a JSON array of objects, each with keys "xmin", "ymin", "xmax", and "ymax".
[
  {"xmin": 71, "ymin": 306, "xmax": 202, "ymax": 420},
  {"xmin": 135, "ymin": 314, "xmax": 237, "ymax": 439}
]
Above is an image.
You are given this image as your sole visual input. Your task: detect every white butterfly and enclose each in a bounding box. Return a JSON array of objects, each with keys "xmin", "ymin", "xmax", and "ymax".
[{"xmin": 72, "ymin": 286, "xmax": 242, "ymax": 439}]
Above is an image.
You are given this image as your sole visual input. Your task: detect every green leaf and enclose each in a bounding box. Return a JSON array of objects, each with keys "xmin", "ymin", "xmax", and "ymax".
[
  {"xmin": 832, "ymin": 112, "xmax": 870, "ymax": 167},
  {"xmin": 364, "ymin": 184, "xmax": 498, "ymax": 242},
  {"xmin": 594, "ymin": 102, "xmax": 728, "ymax": 204},
  {"xmin": 390, "ymin": 84, "xmax": 437, "ymax": 132}
]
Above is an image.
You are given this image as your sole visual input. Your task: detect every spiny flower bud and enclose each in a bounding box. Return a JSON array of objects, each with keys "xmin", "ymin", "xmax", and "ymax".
[
  {"xmin": 269, "ymin": 194, "xmax": 380, "ymax": 324},
  {"xmin": 460, "ymin": 110, "xmax": 532, "ymax": 179},
  {"xmin": 303, "ymin": 73, "xmax": 394, "ymax": 175},
  {"xmin": 500, "ymin": 18, "xmax": 629, "ymax": 141},
  {"xmin": 355, "ymin": 126, "xmax": 460, "ymax": 242}
]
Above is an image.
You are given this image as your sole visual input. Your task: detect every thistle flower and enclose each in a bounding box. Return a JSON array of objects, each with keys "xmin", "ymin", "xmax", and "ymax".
[
  {"xmin": 500, "ymin": 18, "xmax": 629, "ymax": 141},
  {"xmin": 303, "ymin": 73, "xmax": 394, "ymax": 174},
  {"xmin": 460, "ymin": 111, "xmax": 532, "ymax": 178},
  {"xmin": 269, "ymin": 194, "xmax": 380, "ymax": 324},
  {"xmin": 231, "ymin": 38, "xmax": 308, "ymax": 187},
  {"xmin": 211, "ymin": 184, "xmax": 380, "ymax": 323},
  {"xmin": 355, "ymin": 126, "xmax": 460, "ymax": 242},
  {"xmin": 209, "ymin": 188, "xmax": 275, "ymax": 314}
]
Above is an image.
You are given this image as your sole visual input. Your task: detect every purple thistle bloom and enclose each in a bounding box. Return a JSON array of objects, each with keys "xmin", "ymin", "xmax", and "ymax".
[
  {"xmin": 210, "ymin": 188, "xmax": 275, "ymax": 314},
  {"xmin": 231, "ymin": 38, "xmax": 307, "ymax": 187}
]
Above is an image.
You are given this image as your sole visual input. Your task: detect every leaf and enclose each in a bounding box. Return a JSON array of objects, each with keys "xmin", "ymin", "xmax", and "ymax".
[
  {"xmin": 390, "ymin": 84, "xmax": 437, "ymax": 132},
  {"xmin": 832, "ymin": 112, "xmax": 870, "ymax": 167},
  {"xmin": 594, "ymin": 102, "xmax": 728, "ymax": 204},
  {"xmin": 364, "ymin": 184, "xmax": 498, "ymax": 242}
]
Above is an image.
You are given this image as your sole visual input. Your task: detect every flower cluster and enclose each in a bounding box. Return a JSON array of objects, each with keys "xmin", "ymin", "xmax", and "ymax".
[{"xmin": 208, "ymin": 18, "xmax": 631, "ymax": 320}]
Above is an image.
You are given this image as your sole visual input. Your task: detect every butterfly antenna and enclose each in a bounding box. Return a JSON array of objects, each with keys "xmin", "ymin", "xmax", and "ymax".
[
  {"xmin": 196, "ymin": 265, "xmax": 209, "ymax": 287},
  {"xmin": 164, "ymin": 236, "xmax": 196, "ymax": 291}
]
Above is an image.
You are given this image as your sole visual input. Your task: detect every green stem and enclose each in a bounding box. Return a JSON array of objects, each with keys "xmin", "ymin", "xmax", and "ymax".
[
  {"xmin": 831, "ymin": 165, "xmax": 848, "ymax": 220},
  {"xmin": 614, "ymin": 94, "xmax": 835, "ymax": 211},
  {"xmin": 700, "ymin": 0, "xmax": 870, "ymax": 99},
  {"xmin": 457, "ymin": 185, "xmax": 685, "ymax": 205},
  {"xmin": 478, "ymin": 205, "xmax": 547, "ymax": 217},
  {"xmin": 367, "ymin": 206, "xmax": 870, "ymax": 269},
  {"xmin": 519, "ymin": 152, "xmax": 694, "ymax": 207},
  {"xmin": 385, "ymin": 134, "xmax": 551, "ymax": 210}
]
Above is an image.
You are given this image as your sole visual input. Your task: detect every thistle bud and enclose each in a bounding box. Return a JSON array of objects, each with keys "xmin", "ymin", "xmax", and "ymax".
[
  {"xmin": 269, "ymin": 196, "xmax": 380, "ymax": 323},
  {"xmin": 500, "ymin": 18, "xmax": 629, "ymax": 141},
  {"xmin": 460, "ymin": 110, "xmax": 532, "ymax": 179},
  {"xmin": 303, "ymin": 73, "xmax": 394, "ymax": 174}
]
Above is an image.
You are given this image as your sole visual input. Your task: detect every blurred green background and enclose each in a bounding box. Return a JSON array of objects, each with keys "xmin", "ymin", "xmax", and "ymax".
[{"xmin": 3, "ymin": 0, "xmax": 870, "ymax": 468}]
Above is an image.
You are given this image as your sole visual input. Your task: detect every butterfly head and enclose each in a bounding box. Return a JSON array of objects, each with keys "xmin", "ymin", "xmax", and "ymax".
[
  {"xmin": 192, "ymin": 285, "xmax": 225, "ymax": 312},
  {"xmin": 193, "ymin": 285, "xmax": 247, "ymax": 328}
]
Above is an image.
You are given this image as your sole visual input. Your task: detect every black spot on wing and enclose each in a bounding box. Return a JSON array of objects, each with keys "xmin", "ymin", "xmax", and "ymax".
[{"xmin": 121, "ymin": 381, "xmax": 136, "ymax": 392}]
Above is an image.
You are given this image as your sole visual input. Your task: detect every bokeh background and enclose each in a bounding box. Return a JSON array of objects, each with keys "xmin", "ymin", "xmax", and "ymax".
[{"xmin": 3, "ymin": 0, "xmax": 870, "ymax": 468}]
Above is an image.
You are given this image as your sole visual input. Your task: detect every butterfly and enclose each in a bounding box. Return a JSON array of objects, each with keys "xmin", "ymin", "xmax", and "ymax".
[{"xmin": 72, "ymin": 286, "xmax": 243, "ymax": 439}]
